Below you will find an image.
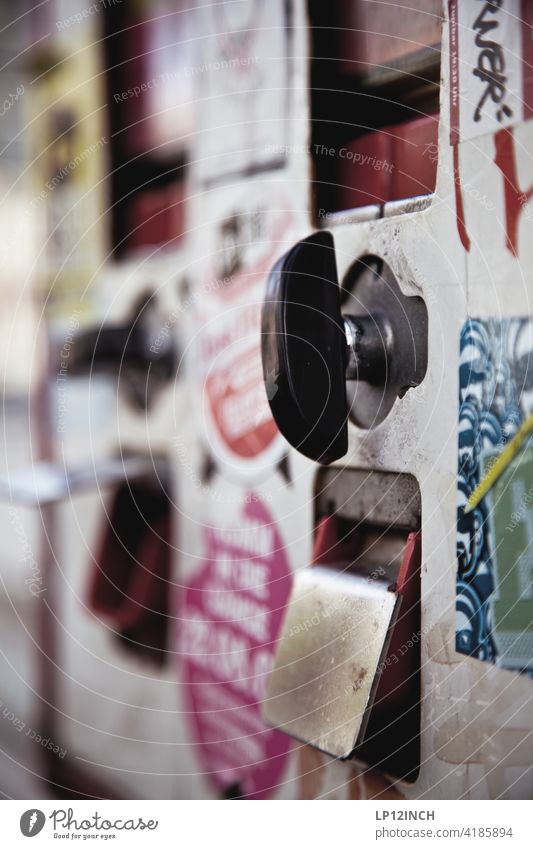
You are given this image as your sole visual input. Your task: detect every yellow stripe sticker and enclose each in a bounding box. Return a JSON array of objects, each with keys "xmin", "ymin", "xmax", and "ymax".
[{"xmin": 464, "ymin": 408, "xmax": 533, "ymax": 514}]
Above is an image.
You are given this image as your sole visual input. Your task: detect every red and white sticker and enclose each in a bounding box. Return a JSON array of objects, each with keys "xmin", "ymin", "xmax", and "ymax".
[
  {"xmin": 205, "ymin": 338, "xmax": 278, "ymax": 460},
  {"xmin": 199, "ymin": 294, "xmax": 279, "ymax": 467},
  {"xmin": 179, "ymin": 496, "xmax": 293, "ymax": 799},
  {"xmin": 194, "ymin": 185, "xmax": 306, "ymax": 480}
]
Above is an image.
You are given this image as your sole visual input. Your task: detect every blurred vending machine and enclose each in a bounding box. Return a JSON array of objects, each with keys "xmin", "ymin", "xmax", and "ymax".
[
  {"xmin": 4, "ymin": 0, "xmax": 533, "ymax": 801},
  {"xmin": 174, "ymin": 0, "xmax": 533, "ymax": 800}
]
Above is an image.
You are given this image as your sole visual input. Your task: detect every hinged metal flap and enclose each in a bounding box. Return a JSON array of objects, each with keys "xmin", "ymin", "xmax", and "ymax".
[{"xmin": 263, "ymin": 565, "xmax": 400, "ymax": 758}]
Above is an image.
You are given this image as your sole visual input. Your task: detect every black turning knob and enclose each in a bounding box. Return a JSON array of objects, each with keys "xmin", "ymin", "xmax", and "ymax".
[{"xmin": 261, "ymin": 231, "xmax": 389, "ymax": 464}]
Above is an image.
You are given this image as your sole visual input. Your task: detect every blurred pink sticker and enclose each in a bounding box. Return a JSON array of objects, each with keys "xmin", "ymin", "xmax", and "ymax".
[{"xmin": 180, "ymin": 496, "xmax": 292, "ymax": 798}]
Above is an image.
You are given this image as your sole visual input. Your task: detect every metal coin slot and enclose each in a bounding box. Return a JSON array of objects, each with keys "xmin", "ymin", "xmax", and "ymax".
[
  {"xmin": 261, "ymin": 235, "xmax": 428, "ymax": 463},
  {"xmin": 341, "ymin": 256, "xmax": 428, "ymax": 428}
]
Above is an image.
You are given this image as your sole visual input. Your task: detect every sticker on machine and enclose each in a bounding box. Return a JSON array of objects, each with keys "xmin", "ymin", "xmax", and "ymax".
[
  {"xmin": 194, "ymin": 183, "xmax": 308, "ymax": 480},
  {"xmin": 195, "ymin": 0, "xmax": 290, "ymax": 182},
  {"xmin": 448, "ymin": 0, "xmax": 533, "ymax": 145},
  {"xmin": 456, "ymin": 318, "xmax": 533, "ymax": 672},
  {"xmin": 179, "ymin": 496, "xmax": 293, "ymax": 799}
]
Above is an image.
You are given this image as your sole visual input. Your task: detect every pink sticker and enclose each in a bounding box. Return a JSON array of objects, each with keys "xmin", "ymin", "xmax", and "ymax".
[{"xmin": 180, "ymin": 496, "xmax": 292, "ymax": 799}]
